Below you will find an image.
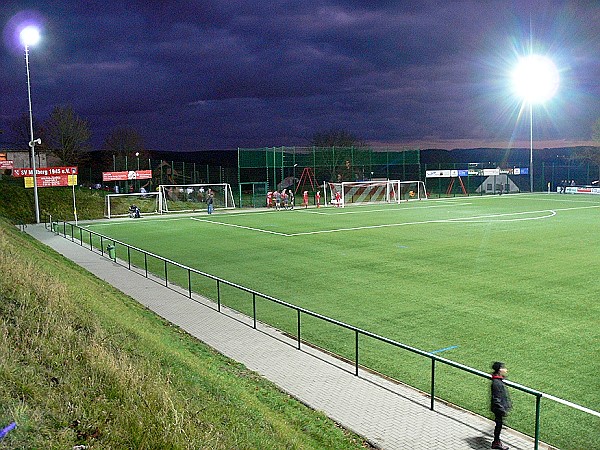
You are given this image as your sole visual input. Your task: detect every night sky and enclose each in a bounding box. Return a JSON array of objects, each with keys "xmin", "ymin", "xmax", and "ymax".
[{"xmin": 2, "ymin": 1, "xmax": 599, "ymax": 151}]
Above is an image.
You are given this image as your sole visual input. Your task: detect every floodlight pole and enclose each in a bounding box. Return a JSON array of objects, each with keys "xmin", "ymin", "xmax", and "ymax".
[
  {"xmin": 25, "ymin": 42, "xmax": 41, "ymax": 224},
  {"xmin": 529, "ymin": 102, "xmax": 533, "ymax": 192}
]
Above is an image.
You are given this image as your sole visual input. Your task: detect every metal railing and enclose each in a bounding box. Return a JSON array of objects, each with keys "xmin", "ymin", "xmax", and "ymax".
[{"xmin": 45, "ymin": 214, "xmax": 600, "ymax": 450}]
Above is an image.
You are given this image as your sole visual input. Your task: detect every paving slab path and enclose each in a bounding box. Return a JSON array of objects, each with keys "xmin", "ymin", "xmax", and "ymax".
[{"xmin": 25, "ymin": 223, "xmax": 553, "ymax": 450}]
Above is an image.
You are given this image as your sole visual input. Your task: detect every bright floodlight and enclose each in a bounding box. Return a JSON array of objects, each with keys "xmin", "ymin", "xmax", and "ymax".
[
  {"xmin": 512, "ymin": 55, "xmax": 559, "ymax": 104},
  {"xmin": 20, "ymin": 26, "xmax": 40, "ymax": 47}
]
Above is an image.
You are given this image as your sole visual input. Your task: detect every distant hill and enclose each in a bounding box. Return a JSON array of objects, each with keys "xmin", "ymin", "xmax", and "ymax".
[{"xmin": 144, "ymin": 146, "xmax": 598, "ymax": 168}]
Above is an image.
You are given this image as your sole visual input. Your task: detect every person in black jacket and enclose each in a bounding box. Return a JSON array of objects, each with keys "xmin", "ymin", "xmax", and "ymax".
[{"xmin": 490, "ymin": 361, "xmax": 512, "ymax": 450}]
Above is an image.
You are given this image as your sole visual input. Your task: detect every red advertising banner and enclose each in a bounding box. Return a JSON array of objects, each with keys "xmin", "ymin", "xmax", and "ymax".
[
  {"xmin": 13, "ymin": 166, "xmax": 78, "ymax": 177},
  {"xmin": 102, "ymin": 170, "xmax": 152, "ymax": 181},
  {"xmin": 0, "ymin": 160, "xmax": 14, "ymax": 170},
  {"xmin": 24, "ymin": 174, "xmax": 78, "ymax": 188}
]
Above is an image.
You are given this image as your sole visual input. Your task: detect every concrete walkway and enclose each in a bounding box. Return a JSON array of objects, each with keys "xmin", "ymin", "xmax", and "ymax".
[{"xmin": 25, "ymin": 223, "xmax": 550, "ymax": 450}]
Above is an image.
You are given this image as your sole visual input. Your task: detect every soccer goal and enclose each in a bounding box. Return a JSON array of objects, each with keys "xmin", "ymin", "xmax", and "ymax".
[
  {"xmin": 158, "ymin": 183, "xmax": 235, "ymax": 214},
  {"xmin": 327, "ymin": 180, "xmax": 427, "ymax": 207},
  {"xmin": 104, "ymin": 192, "xmax": 162, "ymax": 218}
]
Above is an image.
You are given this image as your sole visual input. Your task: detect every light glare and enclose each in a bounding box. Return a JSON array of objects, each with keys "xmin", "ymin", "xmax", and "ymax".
[
  {"xmin": 512, "ymin": 55, "xmax": 559, "ymax": 104},
  {"xmin": 20, "ymin": 25, "xmax": 40, "ymax": 47}
]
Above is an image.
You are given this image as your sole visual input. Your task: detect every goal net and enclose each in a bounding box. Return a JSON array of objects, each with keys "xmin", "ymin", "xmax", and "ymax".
[
  {"xmin": 158, "ymin": 183, "xmax": 235, "ymax": 213},
  {"xmin": 104, "ymin": 192, "xmax": 162, "ymax": 218},
  {"xmin": 327, "ymin": 180, "xmax": 427, "ymax": 207}
]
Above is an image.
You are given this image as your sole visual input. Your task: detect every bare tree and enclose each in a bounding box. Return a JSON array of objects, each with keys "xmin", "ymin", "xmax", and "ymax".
[
  {"xmin": 102, "ymin": 126, "xmax": 149, "ymax": 171},
  {"xmin": 311, "ymin": 128, "xmax": 363, "ymax": 148},
  {"xmin": 311, "ymin": 128, "xmax": 368, "ymax": 182},
  {"xmin": 9, "ymin": 114, "xmax": 49, "ymax": 166},
  {"xmin": 44, "ymin": 105, "xmax": 92, "ymax": 165}
]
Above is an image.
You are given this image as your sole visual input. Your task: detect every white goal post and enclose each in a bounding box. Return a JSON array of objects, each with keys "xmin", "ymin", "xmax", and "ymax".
[
  {"xmin": 104, "ymin": 192, "xmax": 162, "ymax": 218},
  {"xmin": 326, "ymin": 180, "xmax": 427, "ymax": 207},
  {"xmin": 158, "ymin": 183, "xmax": 235, "ymax": 214}
]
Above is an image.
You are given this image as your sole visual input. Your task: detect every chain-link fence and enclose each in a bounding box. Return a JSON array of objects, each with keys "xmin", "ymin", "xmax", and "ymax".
[{"xmin": 238, "ymin": 146, "xmax": 421, "ymax": 192}]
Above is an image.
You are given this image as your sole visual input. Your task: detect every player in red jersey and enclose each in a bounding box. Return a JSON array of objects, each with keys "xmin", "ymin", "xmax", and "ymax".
[{"xmin": 266, "ymin": 191, "xmax": 273, "ymax": 207}]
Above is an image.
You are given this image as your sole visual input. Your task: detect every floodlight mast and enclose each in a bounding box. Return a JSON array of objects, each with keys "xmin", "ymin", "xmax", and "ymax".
[
  {"xmin": 21, "ymin": 26, "xmax": 41, "ymax": 223},
  {"xmin": 512, "ymin": 54, "xmax": 559, "ymax": 193}
]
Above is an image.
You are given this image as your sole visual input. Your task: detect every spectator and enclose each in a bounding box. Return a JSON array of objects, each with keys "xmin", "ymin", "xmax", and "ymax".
[
  {"xmin": 207, "ymin": 189, "xmax": 214, "ymax": 214},
  {"xmin": 490, "ymin": 362, "xmax": 511, "ymax": 450}
]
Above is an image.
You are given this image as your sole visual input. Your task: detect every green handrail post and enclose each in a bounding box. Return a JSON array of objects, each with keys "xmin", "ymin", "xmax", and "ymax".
[
  {"xmin": 164, "ymin": 260, "xmax": 168, "ymax": 287},
  {"xmin": 534, "ymin": 394, "xmax": 541, "ymax": 450},
  {"xmin": 297, "ymin": 309, "xmax": 301, "ymax": 350},
  {"xmin": 217, "ymin": 280, "xmax": 221, "ymax": 312},
  {"xmin": 252, "ymin": 293, "xmax": 256, "ymax": 329},
  {"xmin": 430, "ymin": 358, "xmax": 436, "ymax": 411},
  {"xmin": 355, "ymin": 330, "xmax": 359, "ymax": 376}
]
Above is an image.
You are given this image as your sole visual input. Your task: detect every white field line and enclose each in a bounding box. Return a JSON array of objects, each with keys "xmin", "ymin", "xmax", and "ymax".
[
  {"xmin": 190, "ymin": 217, "xmax": 290, "ymax": 236},
  {"xmin": 302, "ymin": 201, "xmax": 471, "ymax": 216},
  {"xmin": 286, "ymin": 210, "xmax": 556, "ymax": 237},
  {"xmin": 194, "ymin": 204, "xmax": 599, "ymax": 238}
]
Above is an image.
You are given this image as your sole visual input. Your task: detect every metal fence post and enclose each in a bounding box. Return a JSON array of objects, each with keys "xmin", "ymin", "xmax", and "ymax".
[
  {"xmin": 164, "ymin": 260, "xmax": 168, "ymax": 287},
  {"xmin": 127, "ymin": 247, "xmax": 131, "ymax": 270},
  {"xmin": 297, "ymin": 309, "xmax": 301, "ymax": 350},
  {"xmin": 355, "ymin": 330, "xmax": 359, "ymax": 376},
  {"xmin": 252, "ymin": 293, "xmax": 256, "ymax": 329},
  {"xmin": 217, "ymin": 280, "xmax": 221, "ymax": 312},
  {"xmin": 188, "ymin": 270, "xmax": 192, "ymax": 298},
  {"xmin": 534, "ymin": 395, "xmax": 541, "ymax": 450},
  {"xmin": 430, "ymin": 358, "xmax": 436, "ymax": 411}
]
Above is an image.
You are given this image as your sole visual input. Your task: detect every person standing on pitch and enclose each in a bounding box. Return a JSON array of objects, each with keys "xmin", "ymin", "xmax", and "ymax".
[
  {"xmin": 303, "ymin": 190, "xmax": 309, "ymax": 208},
  {"xmin": 315, "ymin": 190, "xmax": 321, "ymax": 208},
  {"xmin": 274, "ymin": 190, "xmax": 281, "ymax": 210},
  {"xmin": 490, "ymin": 361, "xmax": 511, "ymax": 450},
  {"xmin": 207, "ymin": 189, "xmax": 214, "ymax": 214}
]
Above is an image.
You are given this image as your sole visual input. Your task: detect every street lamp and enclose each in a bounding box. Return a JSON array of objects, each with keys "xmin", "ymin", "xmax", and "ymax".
[
  {"xmin": 135, "ymin": 152, "xmax": 140, "ymax": 191},
  {"xmin": 512, "ymin": 54, "xmax": 559, "ymax": 192},
  {"xmin": 20, "ymin": 25, "xmax": 41, "ymax": 223}
]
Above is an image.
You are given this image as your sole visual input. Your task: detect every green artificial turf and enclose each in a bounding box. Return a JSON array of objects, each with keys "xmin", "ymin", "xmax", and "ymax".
[{"xmin": 83, "ymin": 193, "xmax": 600, "ymax": 449}]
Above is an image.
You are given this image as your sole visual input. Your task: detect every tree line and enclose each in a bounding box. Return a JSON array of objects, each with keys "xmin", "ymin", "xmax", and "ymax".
[{"xmin": 6, "ymin": 103, "xmax": 600, "ymax": 170}]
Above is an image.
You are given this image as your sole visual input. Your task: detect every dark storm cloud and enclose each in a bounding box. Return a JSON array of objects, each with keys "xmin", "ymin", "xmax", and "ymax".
[{"xmin": 1, "ymin": 1, "xmax": 598, "ymax": 151}]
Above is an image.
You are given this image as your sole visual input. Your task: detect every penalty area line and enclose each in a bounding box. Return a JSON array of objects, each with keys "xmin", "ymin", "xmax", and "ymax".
[{"xmin": 190, "ymin": 217, "xmax": 291, "ymax": 236}]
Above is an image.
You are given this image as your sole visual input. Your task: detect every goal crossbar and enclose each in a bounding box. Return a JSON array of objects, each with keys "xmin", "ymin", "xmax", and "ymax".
[
  {"xmin": 327, "ymin": 180, "xmax": 427, "ymax": 207},
  {"xmin": 158, "ymin": 183, "xmax": 235, "ymax": 214},
  {"xmin": 104, "ymin": 192, "xmax": 162, "ymax": 218}
]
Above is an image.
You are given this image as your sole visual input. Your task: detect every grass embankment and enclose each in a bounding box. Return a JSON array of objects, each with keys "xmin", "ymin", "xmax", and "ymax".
[
  {"xmin": 0, "ymin": 219, "xmax": 367, "ymax": 449},
  {"xmin": 0, "ymin": 178, "xmax": 105, "ymax": 224}
]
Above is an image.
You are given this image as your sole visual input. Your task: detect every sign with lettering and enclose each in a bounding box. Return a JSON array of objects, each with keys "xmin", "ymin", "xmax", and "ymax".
[
  {"xmin": 24, "ymin": 174, "xmax": 78, "ymax": 188},
  {"xmin": 102, "ymin": 170, "xmax": 152, "ymax": 181},
  {"xmin": 13, "ymin": 166, "xmax": 78, "ymax": 177}
]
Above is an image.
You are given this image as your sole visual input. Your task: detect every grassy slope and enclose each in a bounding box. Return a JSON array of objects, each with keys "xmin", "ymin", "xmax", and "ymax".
[
  {"xmin": 0, "ymin": 219, "xmax": 367, "ymax": 449},
  {"xmin": 0, "ymin": 179, "xmax": 106, "ymax": 224},
  {"xmin": 91, "ymin": 196, "xmax": 600, "ymax": 450}
]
